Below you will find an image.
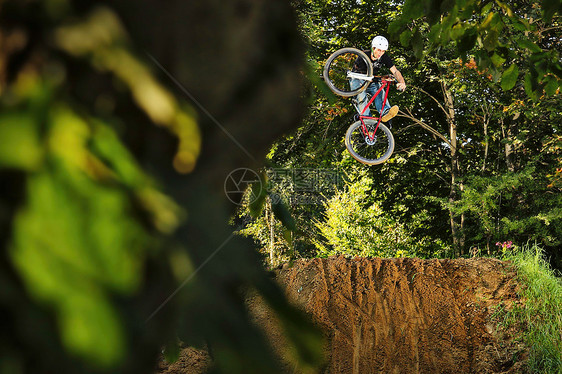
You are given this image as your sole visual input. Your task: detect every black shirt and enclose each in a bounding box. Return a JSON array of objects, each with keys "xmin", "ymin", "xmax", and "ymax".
[{"xmin": 354, "ymin": 50, "xmax": 394, "ymax": 75}]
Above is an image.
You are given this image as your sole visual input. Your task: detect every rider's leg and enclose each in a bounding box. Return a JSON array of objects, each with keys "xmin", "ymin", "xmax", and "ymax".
[
  {"xmin": 364, "ymin": 81, "xmax": 395, "ymax": 120},
  {"xmin": 351, "ymin": 78, "xmax": 371, "ymax": 117},
  {"xmin": 373, "ymin": 83, "xmax": 391, "ymax": 115},
  {"xmin": 373, "ymin": 84, "xmax": 398, "ymax": 122}
]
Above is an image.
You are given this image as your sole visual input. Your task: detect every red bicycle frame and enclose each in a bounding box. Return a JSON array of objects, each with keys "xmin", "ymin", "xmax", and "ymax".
[{"xmin": 358, "ymin": 78, "xmax": 393, "ymax": 140}]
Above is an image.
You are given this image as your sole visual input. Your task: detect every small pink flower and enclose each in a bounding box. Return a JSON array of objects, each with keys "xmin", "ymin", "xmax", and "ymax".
[{"xmin": 496, "ymin": 241, "xmax": 513, "ymax": 250}]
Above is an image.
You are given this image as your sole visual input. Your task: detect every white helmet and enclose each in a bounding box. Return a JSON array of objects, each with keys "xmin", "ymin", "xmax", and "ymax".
[{"xmin": 371, "ymin": 35, "xmax": 389, "ymax": 51}]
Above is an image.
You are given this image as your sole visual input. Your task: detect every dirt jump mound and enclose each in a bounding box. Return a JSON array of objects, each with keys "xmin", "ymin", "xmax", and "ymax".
[{"xmin": 158, "ymin": 256, "xmax": 527, "ymax": 373}]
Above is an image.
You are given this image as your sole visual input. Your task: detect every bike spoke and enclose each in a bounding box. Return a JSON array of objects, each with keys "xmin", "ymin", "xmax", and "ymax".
[
  {"xmin": 326, "ymin": 51, "xmax": 368, "ymax": 94},
  {"xmin": 323, "ymin": 48, "xmax": 372, "ymax": 97},
  {"xmin": 345, "ymin": 120, "xmax": 394, "ymax": 165}
]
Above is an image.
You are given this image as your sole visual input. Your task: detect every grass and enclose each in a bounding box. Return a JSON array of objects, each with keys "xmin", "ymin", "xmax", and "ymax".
[{"xmin": 501, "ymin": 243, "xmax": 562, "ymax": 373}]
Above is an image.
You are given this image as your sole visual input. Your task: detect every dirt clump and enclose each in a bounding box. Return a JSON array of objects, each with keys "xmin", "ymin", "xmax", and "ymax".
[
  {"xmin": 156, "ymin": 346, "xmax": 210, "ymax": 374},
  {"xmin": 158, "ymin": 256, "xmax": 528, "ymax": 373}
]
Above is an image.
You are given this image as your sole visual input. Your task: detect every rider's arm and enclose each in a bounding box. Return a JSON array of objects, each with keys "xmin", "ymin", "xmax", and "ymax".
[{"xmin": 390, "ymin": 66, "xmax": 406, "ymax": 91}]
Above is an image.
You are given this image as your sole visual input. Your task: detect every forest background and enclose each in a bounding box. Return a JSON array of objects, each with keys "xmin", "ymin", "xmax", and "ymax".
[
  {"xmin": 0, "ymin": 0, "xmax": 560, "ymax": 373},
  {"xmin": 240, "ymin": 0, "xmax": 562, "ymax": 271}
]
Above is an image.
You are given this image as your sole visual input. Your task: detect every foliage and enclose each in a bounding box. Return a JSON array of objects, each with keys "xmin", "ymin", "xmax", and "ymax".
[
  {"xmin": 498, "ymin": 244, "xmax": 562, "ymax": 373},
  {"xmin": 391, "ymin": 0, "xmax": 562, "ymax": 100},
  {"xmin": 238, "ymin": 165, "xmax": 343, "ymax": 266},
  {"xmin": 313, "ymin": 172, "xmax": 450, "ymax": 258},
  {"xmin": 442, "ymin": 164, "xmax": 562, "ymax": 255},
  {"xmin": 0, "ymin": 5, "xmax": 189, "ymax": 371},
  {"xmin": 239, "ymin": 0, "xmax": 556, "ymax": 267},
  {"xmin": 291, "ymin": 0, "xmax": 562, "ymax": 264}
]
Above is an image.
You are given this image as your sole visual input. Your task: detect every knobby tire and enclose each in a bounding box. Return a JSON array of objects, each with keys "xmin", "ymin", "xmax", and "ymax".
[
  {"xmin": 345, "ymin": 119, "xmax": 394, "ymax": 165},
  {"xmin": 323, "ymin": 48, "xmax": 372, "ymax": 97}
]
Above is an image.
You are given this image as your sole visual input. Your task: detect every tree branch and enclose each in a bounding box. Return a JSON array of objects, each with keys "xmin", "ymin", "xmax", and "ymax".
[
  {"xmin": 410, "ymin": 85, "xmax": 449, "ymax": 116},
  {"xmin": 397, "ymin": 108, "xmax": 452, "ymax": 148}
]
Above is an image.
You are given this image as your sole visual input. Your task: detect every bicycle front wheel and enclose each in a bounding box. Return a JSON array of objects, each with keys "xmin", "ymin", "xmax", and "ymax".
[
  {"xmin": 345, "ymin": 119, "xmax": 395, "ymax": 165},
  {"xmin": 323, "ymin": 48, "xmax": 372, "ymax": 97}
]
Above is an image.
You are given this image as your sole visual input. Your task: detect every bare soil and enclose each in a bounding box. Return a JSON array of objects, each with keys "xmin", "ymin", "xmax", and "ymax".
[{"xmin": 157, "ymin": 256, "xmax": 528, "ymax": 373}]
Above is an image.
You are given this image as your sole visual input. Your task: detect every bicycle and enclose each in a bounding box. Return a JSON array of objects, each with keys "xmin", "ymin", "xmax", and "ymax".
[{"xmin": 323, "ymin": 47, "xmax": 396, "ymax": 165}]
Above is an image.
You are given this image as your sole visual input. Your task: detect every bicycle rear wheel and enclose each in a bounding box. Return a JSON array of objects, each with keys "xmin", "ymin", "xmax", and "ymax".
[
  {"xmin": 323, "ymin": 48, "xmax": 372, "ymax": 97},
  {"xmin": 345, "ymin": 119, "xmax": 394, "ymax": 165}
]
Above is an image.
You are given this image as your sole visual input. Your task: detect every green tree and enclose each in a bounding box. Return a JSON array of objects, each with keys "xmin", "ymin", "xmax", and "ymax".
[
  {"xmin": 313, "ymin": 172, "xmax": 449, "ymax": 258},
  {"xmin": 392, "ymin": 0, "xmax": 561, "ymax": 99},
  {"xmin": 270, "ymin": 0, "xmax": 562, "ymax": 263}
]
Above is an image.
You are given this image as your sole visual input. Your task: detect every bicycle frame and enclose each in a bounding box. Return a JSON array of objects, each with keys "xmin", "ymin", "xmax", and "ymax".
[
  {"xmin": 357, "ymin": 79, "xmax": 392, "ymax": 141},
  {"xmin": 324, "ymin": 47, "xmax": 396, "ymax": 165}
]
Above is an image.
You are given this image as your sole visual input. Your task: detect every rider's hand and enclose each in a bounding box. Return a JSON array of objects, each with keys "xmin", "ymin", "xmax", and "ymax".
[{"xmin": 396, "ymin": 82, "xmax": 406, "ymax": 91}]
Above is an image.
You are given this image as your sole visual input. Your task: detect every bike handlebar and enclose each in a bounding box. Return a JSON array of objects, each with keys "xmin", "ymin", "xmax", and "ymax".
[
  {"xmin": 380, "ymin": 75, "xmax": 405, "ymax": 92},
  {"xmin": 379, "ymin": 75, "xmax": 396, "ymax": 83}
]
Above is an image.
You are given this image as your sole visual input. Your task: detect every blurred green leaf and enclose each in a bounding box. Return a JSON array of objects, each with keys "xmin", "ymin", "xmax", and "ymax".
[
  {"xmin": 283, "ymin": 228, "xmax": 293, "ymax": 246},
  {"xmin": 542, "ymin": 0, "xmax": 561, "ymax": 22},
  {"xmin": 483, "ymin": 29, "xmax": 499, "ymax": 51},
  {"xmin": 438, "ymin": 11, "xmax": 458, "ymax": 43},
  {"xmin": 440, "ymin": 0, "xmax": 456, "ymax": 14},
  {"xmin": 475, "ymin": 49, "xmax": 491, "ymax": 70},
  {"xmin": 315, "ymin": 77, "xmax": 339, "ymax": 105},
  {"xmin": 400, "ymin": 29, "xmax": 412, "ymax": 47},
  {"xmin": 480, "ymin": 11, "xmax": 496, "ymax": 29},
  {"xmin": 89, "ymin": 122, "xmax": 147, "ymax": 188},
  {"xmin": 306, "ymin": 60, "xmax": 338, "ymax": 105},
  {"xmin": 450, "ymin": 23, "xmax": 465, "ymax": 40},
  {"xmin": 402, "ymin": 0, "xmax": 426, "ymax": 20},
  {"xmin": 457, "ymin": 26, "xmax": 477, "ymax": 54},
  {"xmin": 459, "ymin": 1, "xmax": 476, "ymax": 18},
  {"xmin": 10, "ymin": 169, "xmax": 135, "ymax": 367},
  {"xmin": 0, "ymin": 112, "xmax": 43, "ymax": 171},
  {"xmin": 249, "ymin": 171, "xmax": 268, "ymax": 218},
  {"xmin": 426, "ymin": 0, "xmax": 443, "ymax": 24},
  {"xmin": 388, "ymin": 18, "xmax": 406, "ymax": 36},
  {"xmin": 481, "ymin": 2, "xmax": 494, "ymax": 15},
  {"xmin": 491, "ymin": 52, "xmax": 506, "ymax": 67},
  {"xmin": 59, "ymin": 291, "xmax": 125, "ymax": 367},
  {"xmin": 544, "ymin": 76, "xmax": 560, "ymax": 96},
  {"xmin": 524, "ymin": 72, "xmax": 538, "ymax": 100},
  {"xmin": 510, "ymin": 17, "xmax": 529, "ymax": 32},
  {"xmin": 270, "ymin": 193, "xmax": 296, "ymax": 232},
  {"xmin": 517, "ymin": 39, "xmax": 543, "ymax": 53},
  {"xmin": 411, "ymin": 29, "xmax": 424, "ymax": 60},
  {"xmin": 501, "ymin": 63, "xmax": 519, "ymax": 90},
  {"xmin": 8, "ymin": 103, "xmax": 158, "ymax": 367},
  {"xmin": 495, "ymin": 0, "xmax": 514, "ymax": 17}
]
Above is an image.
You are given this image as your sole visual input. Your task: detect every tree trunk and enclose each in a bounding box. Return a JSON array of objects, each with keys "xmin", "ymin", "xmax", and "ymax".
[
  {"xmin": 267, "ymin": 200, "xmax": 275, "ymax": 266},
  {"xmin": 481, "ymin": 104, "xmax": 490, "ymax": 172},
  {"xmin": 501, "ymin": 118, "xmax": 515, "ymax": 172},
  {"xmin": 443, "ymin": 81, "xmax": 465, "ymax": 257},
  {"xmin": 402, "ymin": 83, "xmax": 465, "ymax": 256}
]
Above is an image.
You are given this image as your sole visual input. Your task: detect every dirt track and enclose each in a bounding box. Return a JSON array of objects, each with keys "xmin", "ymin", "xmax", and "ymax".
[{"xmin": 158, "ymin": 256, "xmax": 528, "ymax": 373}]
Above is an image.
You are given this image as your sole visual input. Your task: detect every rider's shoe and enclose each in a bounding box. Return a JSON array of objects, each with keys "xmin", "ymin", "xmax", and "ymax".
[{"xmin": 381, "ymin": 105, "xmax": 399, "ymax": 122}]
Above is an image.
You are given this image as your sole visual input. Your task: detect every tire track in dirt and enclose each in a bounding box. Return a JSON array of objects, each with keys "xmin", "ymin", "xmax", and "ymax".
[
  {"xmin": 157, "ymin": 256, "xmax": 528, "ymax": 373},
  {"xmin": 271, "ymin": 256, "xmax": 526, "ymax": 374}
]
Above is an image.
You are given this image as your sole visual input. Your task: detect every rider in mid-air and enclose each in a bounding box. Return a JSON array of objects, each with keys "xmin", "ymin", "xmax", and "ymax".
[{"xmin": 351, "ymin": 35, "xmax": 407, "ymax": 122}]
